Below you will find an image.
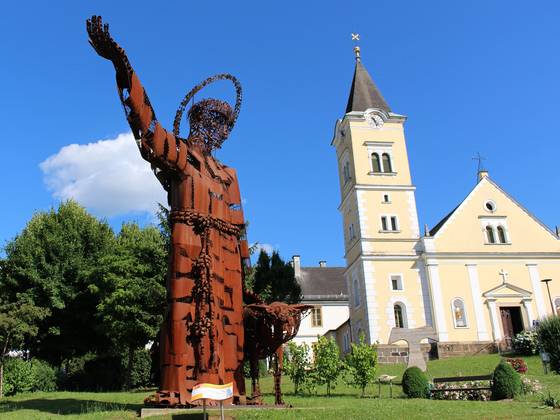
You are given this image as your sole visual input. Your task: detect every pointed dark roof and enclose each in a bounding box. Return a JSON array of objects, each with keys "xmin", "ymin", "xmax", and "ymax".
[{"xmin": 345, "ymin": 60, "xmax": 391, "ymax": 114}]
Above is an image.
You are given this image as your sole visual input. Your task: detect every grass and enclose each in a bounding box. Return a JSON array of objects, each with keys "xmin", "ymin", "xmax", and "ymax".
[{"xmin": 0, "ymin": 354, "xmax": 558, "ymax": 419}]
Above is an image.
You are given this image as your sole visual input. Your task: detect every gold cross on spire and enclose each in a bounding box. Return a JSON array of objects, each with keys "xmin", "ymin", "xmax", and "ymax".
[{"xmin": 351, "ymin": 33, "xmax": 361, "ymax": 61}]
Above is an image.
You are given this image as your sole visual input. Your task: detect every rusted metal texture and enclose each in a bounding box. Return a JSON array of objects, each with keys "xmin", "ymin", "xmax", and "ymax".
[
  {"xmin": 87, "ymin": 16, "xmax": 248, "ymax": 407},
  {"xmin": 243, "ymin": 302, "xmax": 312, "ymax": 405}
]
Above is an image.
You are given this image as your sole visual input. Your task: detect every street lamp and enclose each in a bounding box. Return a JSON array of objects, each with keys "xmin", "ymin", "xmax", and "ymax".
[{"xmin": 541, "ymin": 278, "xmax": 554, "ymax": 314}]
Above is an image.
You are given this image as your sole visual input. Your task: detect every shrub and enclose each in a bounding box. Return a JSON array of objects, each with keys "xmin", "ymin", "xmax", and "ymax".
[
  {"xmin": 311, "ymin": 337, "xmax": 344, "ymax": 396},
  {"xmin": 283, "ymin": 341, "xmax": 311, "ymax": 395},
  {"xmin": 491, "ymin": 361, "xmax": 521, "ymax": 400},
  {"xmin": 432, "ymin": 380, "xmax": 490, "ymax": 401},
  {"xmin": 4, "ymin": 358, "xmax": 57, "ymax": 395},
  {"xmin": 505, "ymin": 358, "xmax": 527, "ymax": 374},
  {"xmin": 512, "ymin": 330, "xmax": 539, "ymax": 355},
  {"xmin": 345, "ymin": 334, "xmax": 377, "ymax": 397},
  {"xmin": 537, "ymin": 316, "xmax": 560, "ymax": 372},
  {"xmin": 125, "ymin": 349, "xmax": 152, "ymax": 389},
  {"xmin": 521, "ymin": 377, "xmax": 542, "ymax": 395},
  {"xmin": 402, "ymin": 366, "xmax": 429, "ymax": 398}
]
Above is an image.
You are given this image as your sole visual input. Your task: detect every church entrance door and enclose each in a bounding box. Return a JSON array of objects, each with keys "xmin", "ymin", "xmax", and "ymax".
[{"xmin": 500, "ymin": 306, "xmax": 524, "ymax": 349}]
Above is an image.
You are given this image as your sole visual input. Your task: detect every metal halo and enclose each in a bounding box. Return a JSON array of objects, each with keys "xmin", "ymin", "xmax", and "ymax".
[{"xmin": 173, "ymin": 73, "xmax": 242, "ymax": 137}]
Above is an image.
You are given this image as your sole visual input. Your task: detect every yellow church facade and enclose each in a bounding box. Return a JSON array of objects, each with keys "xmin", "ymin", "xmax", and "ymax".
[{"xmin": 332, "ymin": 47, "xmax": 560, "ymax": 356}]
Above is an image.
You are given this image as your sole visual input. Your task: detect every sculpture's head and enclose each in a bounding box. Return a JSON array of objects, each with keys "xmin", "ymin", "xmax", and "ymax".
[
  {"xmin": 173, "ymin": 74, "xmax": 242, "ymax": 155},
  {"xmin": 187, "ymin": 98, "xmax": 235, "ymax": 153}
]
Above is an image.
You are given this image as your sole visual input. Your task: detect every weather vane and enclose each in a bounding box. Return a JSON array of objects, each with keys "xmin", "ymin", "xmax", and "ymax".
[{"xmin": 351, "ymin": 33, "xmax": 361, "ymax": 61}]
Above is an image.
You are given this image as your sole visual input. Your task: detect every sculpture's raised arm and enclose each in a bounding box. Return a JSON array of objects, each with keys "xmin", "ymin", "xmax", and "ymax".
[{"xmin": 87, "ymin": 16, "xmax": 187, "ymax": 172}]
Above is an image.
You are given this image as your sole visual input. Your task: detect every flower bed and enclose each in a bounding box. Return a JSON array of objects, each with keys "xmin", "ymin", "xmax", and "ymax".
[
  {"xmin": 431, "ymin": 381, "xmax": 491, "ymax": 401},
  {"xmin": 505, "ymin": 358, "xmax": 528, "ymax": 374}
]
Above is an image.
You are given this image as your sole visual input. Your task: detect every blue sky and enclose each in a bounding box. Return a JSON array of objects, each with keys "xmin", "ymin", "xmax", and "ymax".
[{"xmin": 1, "ymin": 1, "xmax": 559, "ymax": 267}]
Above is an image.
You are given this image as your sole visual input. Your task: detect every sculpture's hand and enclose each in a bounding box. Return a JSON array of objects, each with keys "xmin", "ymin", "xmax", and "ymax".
[{"xmin": 86, "ymin": 15, "xmax": 122, "ymax": 63}]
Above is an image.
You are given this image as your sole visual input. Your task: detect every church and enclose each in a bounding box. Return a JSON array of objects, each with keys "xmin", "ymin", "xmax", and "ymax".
[{"xmin": 330, "ymin": 45, "xmax": 560, "ymax": 358}]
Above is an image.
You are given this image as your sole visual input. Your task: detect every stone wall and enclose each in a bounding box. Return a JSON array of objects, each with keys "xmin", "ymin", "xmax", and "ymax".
[{"xmin": 377, "ymin": 341, "xmax": 496, "ymax": 364}]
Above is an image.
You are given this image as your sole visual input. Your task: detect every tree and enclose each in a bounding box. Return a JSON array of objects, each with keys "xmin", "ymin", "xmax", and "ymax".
[
  {"xmin": 253, "ymin": 250, "xmax": 301, "ymax": 304},
  {"xmin": 283, "ymin": 341, "xmax": 311, "ymax": 394},
  {"xmin": 311, "ymin": 336, "xmax": 343, "ymax": 396},
  {"xmin": 1, "ymin": 200, "xmax": 115, "ymax": 365},
  {"xmin": 346, "ymin": 334, "xmax": 378, "ymax": 397},
  {"xmin": 0, "ymin": 295, "xmax": 49, "ymax": 397},
  {"xmin": 95, "ymin": 222, "xmax": 167, "ymax": 389}
]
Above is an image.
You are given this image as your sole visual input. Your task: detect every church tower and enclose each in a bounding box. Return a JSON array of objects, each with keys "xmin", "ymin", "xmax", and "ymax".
[{"xmin": 331, "ymin": 45, "xmax": 431, "ymax": 345}]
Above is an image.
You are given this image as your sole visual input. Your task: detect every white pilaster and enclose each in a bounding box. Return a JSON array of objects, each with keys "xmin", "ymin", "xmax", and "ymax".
[
  {"xmin": 426, "ymin": 262, "xmax": 448, "ymax": 341},
  {"xmin": 526, "ymin": 264, "xmax": 547, "ymax": 318},
  {"xmin": 465, "ymin": 264, "xmax": 489, "ymax": 341},
  {"xmin": 360, "ymin": 260, "xmax": 380, "ymax": 343},
  {"xmin": 522, "ymin": 298, "xmax": 534, "ymax": 327},
  {"xmin": 487, "ymin": 299, "xmax": 502, "ymax": 341}
]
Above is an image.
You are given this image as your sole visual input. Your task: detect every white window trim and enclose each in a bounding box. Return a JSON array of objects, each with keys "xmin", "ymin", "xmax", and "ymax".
[
  {"xmin": 390, "ymin": 273, "xmax": 404, "ymax": 291},
  {"xmin": 451, "ymin": 297, "xmax": 469, "ymax": 329},
  {"xmin": 380, "ymin": 214, "xmax": 400, "ymax": 233},
  {"xmin": 311, "ymin": 306, "xmax": 323, "ymax": 328},
  {"xmin": 367, "ymin": 144, "xmax": 396, "ymax": 175},
  {"xmin": 393, "ymin": 302, "xmax": 408, "ymax": 328},
  {"xmin": 480, "ymin": 217, "xmax": 511, "ymax": 245}
]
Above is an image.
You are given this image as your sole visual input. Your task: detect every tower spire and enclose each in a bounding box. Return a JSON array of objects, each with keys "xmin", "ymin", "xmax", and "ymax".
[{"xmin": 345, "ymin": 36, "xmax": 391, "ymax": 114}]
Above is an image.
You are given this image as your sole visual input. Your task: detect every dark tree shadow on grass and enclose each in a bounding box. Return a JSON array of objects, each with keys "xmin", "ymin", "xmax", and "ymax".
[{"xmin": 0, "ymin": 398, "xmax": 143, "ymax": 415}]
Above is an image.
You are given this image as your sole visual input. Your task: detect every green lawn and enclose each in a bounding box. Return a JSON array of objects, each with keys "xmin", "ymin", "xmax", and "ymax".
[{"xmin": 0, "ymin": 354, "xmax": 558, "ymax": 419}]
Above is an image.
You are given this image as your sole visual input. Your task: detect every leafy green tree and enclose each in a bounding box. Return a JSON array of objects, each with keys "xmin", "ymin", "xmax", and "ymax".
[
  {"xmin": 1, "ymin": 200, "xmax": 115, "ymax": 365},
  {"xmin": 311, "ymin": 336, "xmax": 343, "ymax": 396},
  {"xmin": 346, "ymin": 334, "xmax": 378, "ymax": 397},
  {"xmin": 95, "ymin": 222, "xmax": 167, "ymax": 389},
  {"xmin": 0, "ymin": 295, "xmax": 49, "ymax": 397},
  {"xmin": 253, "ymin": 250, "xmax": 301, "ymax": 303},
  {"xmin": 283, "ymin": 341, "xmax": 311, "ymax": 394}
]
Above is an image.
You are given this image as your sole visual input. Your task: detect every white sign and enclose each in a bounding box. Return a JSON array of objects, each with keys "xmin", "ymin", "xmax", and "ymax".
[{"xmin": 191, "ymin": 382, "xmax": 233, "ymax": 402}]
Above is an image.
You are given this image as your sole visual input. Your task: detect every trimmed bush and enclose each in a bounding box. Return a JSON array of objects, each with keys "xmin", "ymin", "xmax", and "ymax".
[
  {"xmin": 491, "ymin": 360, "xmax": 521, "ymax": 400},
  {"xmin": 402, "ymin": 366, "xmax": 429, "ymax": 398},
  {"xmin": 4, "ymin": 358, "xmax": 57, "ymax": 395},
  {"xmin": 537, "ymin": 316, "xmax": 560, "ymax": 372},
  {"xmin": 126, "ymin": 349, "xmax": 153, "ymax": 389},
  {"xmin": 512, "ymin": 330, "xmax": 538, "ymax": 355}
]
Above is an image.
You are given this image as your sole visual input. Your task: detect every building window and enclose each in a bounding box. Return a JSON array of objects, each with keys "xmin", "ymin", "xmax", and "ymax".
[
  {"xmin": 382, "ymin": 153, "xmax": 392, "ymax": 173},
  {"xmin": 348, "ymin": 223, "xmax": 357, "ymax": 242},
  {"xmin": 497, "ymin": 226, "xmax": 507, "ymax": 244},
  {"xmin": 343, "ymin": 160, "xmax": 351, "ymax": 184},
  {"xmin": 391, "ymin": 275, "xmax": 403, "ymax": 291},
  {"xmin": 485, "ymin": 226, "xmax": 496, "ymax": 244},
  {"xmin": 555, "ymin": 297, "xmax": 560, "ymax": 316},
  {"xmin": 353, "ymin": 275, "xmax": 360, "ymax": 307},
  {"xmin": 394, "ymin": 303, "xmax": 406, "ymax": 328},
  {"xmin": 381, "ymin": 216, "xmax": 399, "ymax": 232},
  {"xmin": 371, "ymin": 153, "xmax": 381, "ymax": 173},
  {"xmin": 311, "ymin": 306, "xmax": 322, "ymax": 327},
  {"xmin": 452, "ymin": 298, "xmax": 468, "ymax": 328},
  {"xmin": 484, "ymin": 200, "xmax": 497, "ymax": 213},
  {"xmin": 383, "ymin": 194, "xmax": 390, "ymax": 203}
]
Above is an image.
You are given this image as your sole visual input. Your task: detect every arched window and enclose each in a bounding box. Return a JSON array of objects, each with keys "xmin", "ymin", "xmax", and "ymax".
[
  {"xmin": 394, "ymin": 303, "xmax": 406, "ymax": 328},
  {"xmin": 382, "ymin": 153, "xmax": 392, "ymax": 173},
  {"xmin": 555, "ymin": 297, "xmax": 560, "ymax": 316},
  {"xmin": 486, "ymin": 226, "xmax": 496, "ymax": 244},
  {"xmin": 497, "ymin": 226, "xmax": 507, "ymax": 244},
  {"xmin": 452, "ymin": 298, "xmax": 467, "ymax": 327},
  {"xmin": 371, "ymin": 153, "xmax": 381, "ymax": 173}
]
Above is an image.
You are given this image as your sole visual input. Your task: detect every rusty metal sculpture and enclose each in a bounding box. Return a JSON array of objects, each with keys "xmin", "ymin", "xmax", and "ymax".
[
  {"xmin": 244, "ymin": 302, "xmax": 312, "ymax": 405},
  {"xmin": 87, "ymin": 16, "xmax": 249, "ymax": 406}
]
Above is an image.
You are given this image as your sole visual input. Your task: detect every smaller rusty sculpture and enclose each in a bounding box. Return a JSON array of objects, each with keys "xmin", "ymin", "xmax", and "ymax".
[{"xmin": 244, "ymin": 302, "xmax": 312, "ymax": 405}]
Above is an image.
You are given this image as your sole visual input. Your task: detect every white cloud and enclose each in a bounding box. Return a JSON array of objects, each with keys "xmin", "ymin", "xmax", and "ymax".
[
  {"xmin": 40, "ymin": 132, "xmax": 167, "ymax": 217},
  {"xmin": 251, "ymin": 243, "xmax": 275, "ymax": 255}
]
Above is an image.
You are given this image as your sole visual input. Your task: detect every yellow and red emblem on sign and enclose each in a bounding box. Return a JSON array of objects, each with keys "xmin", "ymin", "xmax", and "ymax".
[{"xmin": 191, "ymin": 382, "xmax": 234, "ymax": 402}]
